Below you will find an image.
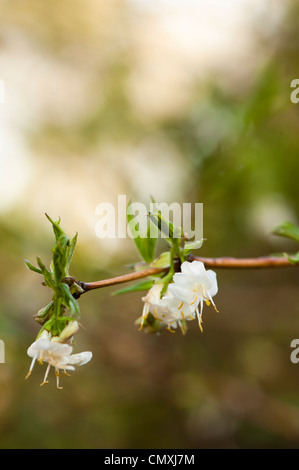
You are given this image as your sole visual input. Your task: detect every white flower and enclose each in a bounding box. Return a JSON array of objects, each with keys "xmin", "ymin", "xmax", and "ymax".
[
  {"xmin": 140, "ymin": 284, "xmax": 195, "ymax": 333},
  {"xmin": 168, "ymin": 260, "xmax": 218, "ymax": 329},
  {"xmin": 25, "ymin": 330, "xmax": 92, "ymax": 389}
]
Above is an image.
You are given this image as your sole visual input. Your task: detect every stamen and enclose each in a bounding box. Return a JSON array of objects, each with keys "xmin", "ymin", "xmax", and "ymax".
[
  {"xmin": 190, "ymin": 295, "xmax": 198, "ymax": 306},
  {"xmin": 208, "ymin": 293, "xmax": 219, "ymax": 312},
  {"xmin": 40, "ymin": 363, "xmax": 51, "ymax": 386},
  {"xmin": 177, "ymin": 301, "xmax": 184, "ymax": 310},
  {"xmin": 195, "ymin": 308, "xmax": 203, "ymax": 333},
  {"xmin": 178, "ymin": 321, "xmax": 186, "ymax": 336},
  {"xmin": 40, "ymin": 381, "xmax": 49, "ymax": 387},
  {"xmin": 166, "ymin": 326, "xmax": 175, "ymax": 333},
  {"xmin": 196, "ymin": 306, "xmax": 203, "ymax": 332},
  {"xmin": 38, "ymin": 354, "xmax": 44, "ymax": 365},
  {"xmin": 62, "ymin": 370, "xmax": 71, "ymax": 377},
  {"xmin": 56, "ymin": 368, "xmax": 63, "ymax": 390},
  {"xmin": 152, "ymin": 308, "xmax": 162, "ymax": 321},
  {"xmin": 139, "ymin": 303, "xmax": 149, "ymax": 330},
  {"xmin": 25, "ymin": 355, "xmax": 37, "ymax": 380},
  {"xmin": 25, "ymin": 370, "xmax": 32, "ymax": 380}
]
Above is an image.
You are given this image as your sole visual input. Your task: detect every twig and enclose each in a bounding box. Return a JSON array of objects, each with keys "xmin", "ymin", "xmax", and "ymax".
[
  {"xmin": 62, "ymin": 254, "xmax": 298, "ymax": 298},
  {"xmin": 81, "ymin": 267, "xmax": 166, "ymax": 292},
  {"xmin": 188, "ymin": 254, "xmax": 295, "ymax": 268}
]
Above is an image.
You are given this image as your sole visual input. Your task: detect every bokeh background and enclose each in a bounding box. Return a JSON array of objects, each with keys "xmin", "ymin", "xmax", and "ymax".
[{"xmin": 1, "ymin": 0, "xmax": 299, "ymax": 449}]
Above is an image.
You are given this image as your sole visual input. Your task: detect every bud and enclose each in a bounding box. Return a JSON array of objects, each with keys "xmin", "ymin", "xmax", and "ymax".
[
  {"xmin": 33, "ymin": 301, "xmax": 54, "ymax": 325},
  {"xmin": 54, "ymin": 320, "xmax": 80, "ymax": 343},
  {"xmin": 70, "ymin": 282, "xmax": 84, "ymax": 299}
]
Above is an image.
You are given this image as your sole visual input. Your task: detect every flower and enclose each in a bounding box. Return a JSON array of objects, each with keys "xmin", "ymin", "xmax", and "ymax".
[
  {"xmin": 168, "ymin": 260, "xmax": 218, "ymax": 329},
  {"xmin": 25, "ymin": 329, "xmax": 92, "ymax": 389},
  {"xmin": 140, "ymin": 284, "xmax": 195, "ymax": 333}
]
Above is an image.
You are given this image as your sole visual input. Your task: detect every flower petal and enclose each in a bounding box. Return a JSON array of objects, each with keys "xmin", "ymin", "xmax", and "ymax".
[
  {"xmin": 168, "ymin": 284, "xmax": 195, "ymax": 305},
  {"xmin": 27, "ymin": 337, "xmax": 52, "ymax": 358},
  {"xmin": 206, "ymin": 270, "xmax": 218, "ymax": 297},
  {"xmin": 67, "ymin": 351, "xmax": 93, "ymax": 366}
]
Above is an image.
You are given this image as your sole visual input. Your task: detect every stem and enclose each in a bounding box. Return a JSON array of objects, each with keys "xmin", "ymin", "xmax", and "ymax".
[
  {"xmin": 189, "ymin": 254, "xmax": 295, "ymax": 268},
  {"xmin": 63, "ymin": 254, "xmax": 298, "ymax": 297},
  {"xmin": 79, "ymin": 267, "xmax": 166, "ymax": 292}
]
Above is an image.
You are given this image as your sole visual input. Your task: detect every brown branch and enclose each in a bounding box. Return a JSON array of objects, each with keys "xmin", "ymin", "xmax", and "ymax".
[
  {"xmin": 63, "ymin": 254, "xmax": 298, "ymax": 298},
  {"xmin": 81, "ymin": 267, "xmax": 166, "ymax": 292},
  {"xmin": 188, "ymin": 254, "xmax": 295, "ymax": 268}
]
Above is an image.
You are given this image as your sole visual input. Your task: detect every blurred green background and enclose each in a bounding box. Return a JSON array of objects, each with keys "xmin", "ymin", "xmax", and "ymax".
[{"xmin": 1, "ymin": 0, "xmax": 299, "ymax": 449}]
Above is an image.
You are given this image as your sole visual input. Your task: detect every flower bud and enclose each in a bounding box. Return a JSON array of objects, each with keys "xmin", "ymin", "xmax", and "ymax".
[
  {"xmin": 53, "ymin": 321, "xmax": 80, "ymax": 343},
  {"xmin": 33, "ymin": 301, "xmax": 54, "ymax": 325}
]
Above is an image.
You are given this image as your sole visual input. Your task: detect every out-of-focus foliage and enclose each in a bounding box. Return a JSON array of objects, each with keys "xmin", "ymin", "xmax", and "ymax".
[{"xmin": 1, "ymin": 0, "xmax": 299, "ymax": 449}]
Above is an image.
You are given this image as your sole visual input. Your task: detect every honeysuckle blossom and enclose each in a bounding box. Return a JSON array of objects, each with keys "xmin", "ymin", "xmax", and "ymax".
[
  {"xmin": 140, "ymin": 284, "xmax": 196, "ymax": 333},
  {"xmin": 168, "ymin": 260, "xmax": 218, "ymax": 328},
  {"xmin": 25, "ymin": 328, "xmax": 92, "ymax": 389}
]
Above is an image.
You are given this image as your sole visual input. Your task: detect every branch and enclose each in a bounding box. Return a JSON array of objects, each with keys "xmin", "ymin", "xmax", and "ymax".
[
  {"xmin": 82, "ymin": 267, "xmax": 165, "ymax": 291},
  {"xmin": 188, "ymin": 254, "xmax": 295, "ymax": 268},
  {"xmin": 63, "ymin": 254, "xmax": 298, "ymax": 298}
]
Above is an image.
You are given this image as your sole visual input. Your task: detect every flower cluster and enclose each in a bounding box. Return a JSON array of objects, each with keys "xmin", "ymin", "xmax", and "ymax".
[
  {"xmin": 25, "ymin": 211, "xmax": 219, "ymax": 390},
  {"xmin": 25, "ymin": 321, "xmax": 92, "ymax": 389},
  {"xmin": 139, "ymin": 261, "xmax": 218, "ymax": 333}
]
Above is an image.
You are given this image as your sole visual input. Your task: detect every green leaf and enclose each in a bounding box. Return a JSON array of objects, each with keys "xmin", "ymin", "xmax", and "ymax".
[
  {"xmin": 66, "ymin": 232, "xmax": 78, "ymax": 270},
  {"xmin": 25, "ymin": 259, "xmax": 43, "ymax": 274},
  {"xmin": 183, "ymin": 238, "xmax": 205, "ymax": 255},
  {"xmin": 33, "ymin": 301, "xmax": 54, "ymax": 324},
  {"xmin": 28, "ymin": 216, "xmax": 81, "ymax": 338},
  {"xmin": 127, "ymin": 201, "xmax": 157, "ymax": 263},
  {"xmin": 36, "ymin": 319, "xmax": 54, "ymax": 337},
  {"xmin": 37, "ymin": 257, "xmax": 56, "ymax": 289},
  {"xmin": 151, "ymin": 251, "xmax": 171, "ymax": 268},
  {"xmin": 124, "ymin": 261, "xmax": 149, "ymax": 271},
  {"xmin": 149, "ymin": 211, "xmax": 184, "ymax": 241},
  {"xmin": 273, "ymin": 221, "xmax": 299, "ymax": 244},
  {"xmin": 112, "ymin": 279, "xmax": 154, "ymax": 296},
  {"xmin": 60, "ymin": 283, "xmax": 80, "ymax": 317},
  {"xmin": 286, "ymin": 251, "xmax": 299, "ymax": 265},
  {"xmin": 45, "ymin": 213, "xmax": 65, "ymax": 241},
  {"xmin": 52, "ymin": 235, "xmax": 70, "ymax": 283}
]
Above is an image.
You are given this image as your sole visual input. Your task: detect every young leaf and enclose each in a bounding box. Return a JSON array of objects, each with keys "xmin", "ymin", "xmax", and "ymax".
[
  {"xmin": 286, "ymin": 251, "xmax": 299, "ymax": 265},
  {"xmin": 60, "ymin": 283, "xmax": 80, "ymax": 317},
  {"xmin": 37, "ymin": 257, "xmax": 56, "ymax": 290},
  {"xmin": 183, "ymin": 239, "xmax": 205, "ymax": 255},
  {"xmin": 112, "ymin": 279, "xmax": 154, "ymax": 296},
  {"xmin": 52, "ymin": 236, "xmax": 70, "ymax": 283},
  {"xmin": 127, "ymin": 201, "xmax": 157, "ymax": 263},
  {"xmin": 45, "ymin": 213, "xmax": 65, "ymax": 241},
  {"xmin": 25, "ymin": 259, "xmax": 43, "ymax": 275},
  {"xmin": 66, "ymin": 232, "xmax": 78, "ymax": 270},
  {"xmin": 33, "ymin": 301, "xmax": 54, "ymax": 324},
  {"xmin": 273, "ymin": 221, "xmax": 299, "ymax": 244},
  {"xmin": 151, "ymin": 251, "xmax": 171, "ymax": 268},
  {"xmin": 149, "ymin": 211, "xmax": 184, "ymax": 241}
]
